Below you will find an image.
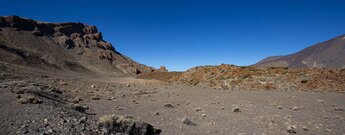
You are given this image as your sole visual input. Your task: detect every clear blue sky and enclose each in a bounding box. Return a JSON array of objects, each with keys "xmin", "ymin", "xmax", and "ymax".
[{"xmin": 1, "ymin": 0, "xmax": 345, "ymax": 71}]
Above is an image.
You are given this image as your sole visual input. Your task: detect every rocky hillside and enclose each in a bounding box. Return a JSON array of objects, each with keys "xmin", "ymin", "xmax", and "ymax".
[
  {"xmin": 255, "ymin": 34, "xmax": 345, "ymax": 69},
  {"xmin": 0, "ymin": 16, "xmax": 155, "ymax": 75},
  {"xmin": 164, "ymin": 64, "xmax": 345, "ymax": 92}
]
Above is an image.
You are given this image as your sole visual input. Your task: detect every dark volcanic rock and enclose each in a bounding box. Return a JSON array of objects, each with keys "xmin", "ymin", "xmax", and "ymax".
[
  {"xmin": 17, "ymin": 95, "xmax": 43, "ymax": 104},
  {"xmin": 182, "ymin": 118, "xmax": 197, "ymax": 126},
  {"xmin": 98, "ymin": 115, "xmax": 161, "ymax": 135},
  {"xmin": 0, "ymin": 16, "xmax": 99, "ymax": 37},
  {"xmin": 0, "ymin": 15, "xmax": 157, "ymax": 75}
]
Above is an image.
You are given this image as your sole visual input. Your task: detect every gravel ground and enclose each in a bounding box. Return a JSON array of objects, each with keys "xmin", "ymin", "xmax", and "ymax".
[{"xmin": 0, "ymin": 63, "xmax": 345, "ymax": 135}]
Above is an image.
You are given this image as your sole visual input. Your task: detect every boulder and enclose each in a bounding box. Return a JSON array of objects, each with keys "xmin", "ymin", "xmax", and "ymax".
[
  {"xmin": 98, "ymin": 115, "xmax": 161, "ymax": 135},
  {"xmin": 182, "ymin": 118, "xmax": 197, "ymax": 126},
  {"xmin": 17, "ymin": 95, "xmax": 43, "ymax": 104}
]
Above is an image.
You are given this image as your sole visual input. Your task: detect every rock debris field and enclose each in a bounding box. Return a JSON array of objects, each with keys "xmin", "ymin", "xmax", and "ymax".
[{"xmin": 1, "ymin": 63, "xmax": 345, "ymax": 135}]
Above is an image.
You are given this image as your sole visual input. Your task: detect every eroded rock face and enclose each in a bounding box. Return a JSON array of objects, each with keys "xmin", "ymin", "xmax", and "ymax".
[
  {"xmin": 0, "ymin": 16, "xmax": 99, "ymax": 37},
  {"xmin": 0, "ymin": 16, "xmax": 112, "ymax": 51},
  {"xmin": 0, "ymin": 16, "xmax": 156, "ymax": 75},
  {"xmin": 98, "ymin": 115, "xmax": 161, "ymax": 135},
  {"xmin": 157, "ymin": 66, "xmax": 168, "ymax": 72}
]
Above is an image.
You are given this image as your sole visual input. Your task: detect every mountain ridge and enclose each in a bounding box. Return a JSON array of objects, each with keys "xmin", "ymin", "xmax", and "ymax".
[
  {"xmin": 254, "ymin": 34, "xmax": 345, "ymax": 69},
  {"xmin": 0, "ymin": 16, "xmax": 158, "ymax": 75}
]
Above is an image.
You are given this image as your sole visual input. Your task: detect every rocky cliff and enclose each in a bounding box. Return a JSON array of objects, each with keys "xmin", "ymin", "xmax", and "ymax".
[{"xmin": 0, "ymin": 16, "xmax": 156, "ymax": 75}]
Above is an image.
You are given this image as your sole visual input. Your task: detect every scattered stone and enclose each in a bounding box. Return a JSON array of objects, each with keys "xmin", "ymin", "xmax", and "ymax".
[
  {"xmin": 98, "ymin": 114, "xmax": 161, "ymax": 135},
  {"xmin": 232, "ymin": 106, "xmax": 241, "ymax": 112},
  {"xmin": 15, "ymin": 94, "xmax": 22, "ymax": 99},
  {"xmin": 317, "ymin": 99, "xmax": 325, "ymax": 103},
  {"xmin": 44, "ymin": 118, "xmax": 49, "ymax": 126},
  {"xmin": 291, "ymin": 106, "xmax": 300, "ymax": 111},
  {"xmin": 116, "ymin": 107, "xmax": 124, "ymax": 110},
  {"xmin": 44, "ymin": 118, "xmax": 48, "ymax": 124},
  {"xmin": 91, "ymin": 84, "xmax": 96, "ymax": 88},
  {"xmin": 69, "ymin": 104, "xmax": 87, "ymax": 112},
  {"xmin": 182, "ymin": 118, "xmax": 197, "ymax": 126},
  {"xmin": 334, "ymin": 108, "xmax": 344, "ymax": 111},
  {"xmin": 46, "ymin": 128, "xmax": 54, "ymax": 134},
  {"xmin": 271, "ymin": 103, "xmax": 277, "ymax": 106},
  {"xmin": 324, "ymin": 115, "xmax": 329, "ymax": 119},
  {"xmin": 185, "ymin": 100, "xmax": 191, "ymax": 105},
  {"xmin": 71, "ymin": 97, "xmax": 82, "ymax": 103},
  {"xmin": 126, "ymin": 83, "xmax": 131, "ymax": 87},
  {"xmin": 277, "ymin": 106, "xmax": 283, "ymax": 109},
  {"xmin": 287, "ymin": 124, "xmax": 297, "ymax": 133},
  {"xmin": 333, "ymin": 115, "xmax": 342, "ymax": 120},
  {"xmin": 78, "ymin": 116, "xmax": 87, "ymax": 124},
  {"xmin": 164, "ymin": 103, "xmax": 174, "ymax": 108},
  {"xmin": 202, "ymin": 114, "xmax": 207, "ymax": 117},
  {"xmin": 52, "ymin": 88, "xmax": 63, "ymax": 93},
  {"xmin": 285, "ymin": 115, "xmax": 292, "ymax": 119},
  {"xmin": 91, "ymin": 96, "xmax": 100, "ymax": 100},
  {"xmin": 13, "ymin": 85, "xmax": 41, "ymax": 94},
  {"xmin": 302, "ymin": 126, "xmax": 309, "ymax": 131},
  {"xmin": 154, "ymin": 112, "xmax": 160, "ymax": 115},
  {"xmin": 132, "ymin": 100, "xmax": 139, "ymax": 104},
  {"xmin": 195, "ymin": 107, "xmax": 202, "ymax": 112},
  {"xmin": 59, "ymin": 80, "xmax": 68, "ymax": 85},
  {"xmin": 17, "ymin": 95, "xmax": 43, "ymax": 104},
  {"xmin": 301, "ymin": 80, "xmax": 308, "ymax": 83},
  {"xmin": 48, "ymin": 85, "xmax": 62, "ymax": 93},
  {"xmin": 16, "ymin": 125, "xmax": 28, "ymax": 134}
]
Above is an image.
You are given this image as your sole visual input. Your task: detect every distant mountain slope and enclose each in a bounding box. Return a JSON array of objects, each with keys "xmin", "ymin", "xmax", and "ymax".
[
  {"xmin": 0, "ymin": 16, "xmax": 156, "ymax": 75},
  {"xmin": 254, "ymin": 34, "xmax": 345, "ymax": 69}
]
